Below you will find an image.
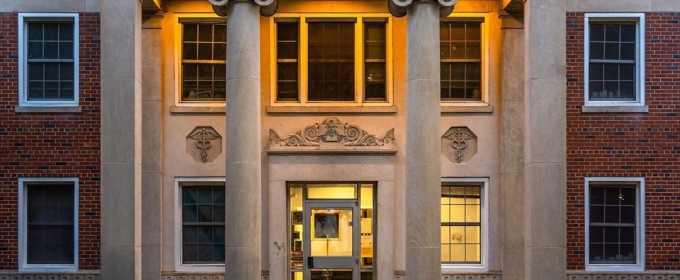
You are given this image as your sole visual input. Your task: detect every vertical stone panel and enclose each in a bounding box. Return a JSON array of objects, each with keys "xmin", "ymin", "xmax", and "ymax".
[
  {"xmin": 141, "ymin": 12, "xmax": 164, "ymax": 280},
  {"xmin": 500, "ymin": 12, "xmax": 525, "ymax": 280},
  {"xmin": 524, "ymin": 0, "xmax": 567, "ymax": 279},
  {"xmin": 100, "ymin": 0, "xmax": 142, "ymax": 279}
]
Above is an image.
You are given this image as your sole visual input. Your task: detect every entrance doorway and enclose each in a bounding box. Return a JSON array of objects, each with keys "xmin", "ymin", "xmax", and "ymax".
[{"xmin": 288, "ymin": 183, "xmax": 375, "ymax": 280}]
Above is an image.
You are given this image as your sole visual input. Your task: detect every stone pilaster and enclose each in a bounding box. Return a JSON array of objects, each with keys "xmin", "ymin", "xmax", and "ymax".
[
  {"xmin": 524, "ymin": 0, "xmax": 567, "ymax": 279},
  {"xmin": 500, "ymin": 11, "xmax": 525, "ymax": 280},
  {"xmin": 390, "ymin": 1, "xmax": 455, "ymax": 279},
  {"xmin": 208, "ymin": 0, "xmax": 276, "ymax": 279},
  {"xmin": 141, "ymin": 12, "xmax": 164, "ymax": 280},
  {"xmin": 100, "ymin": 0, "xmax": 143, "ymax": 279}
]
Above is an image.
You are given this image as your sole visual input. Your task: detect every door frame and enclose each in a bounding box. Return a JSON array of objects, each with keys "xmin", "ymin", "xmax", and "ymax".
[{"xmin": 303, "ymin": 200, "xmax": 360, "ymax": 280}]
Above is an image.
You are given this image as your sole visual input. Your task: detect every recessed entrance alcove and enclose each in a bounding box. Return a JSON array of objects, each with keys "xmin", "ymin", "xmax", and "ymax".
[{"xmin": 267, "ymin": 118, "xmax": 397, "ymax": 280}]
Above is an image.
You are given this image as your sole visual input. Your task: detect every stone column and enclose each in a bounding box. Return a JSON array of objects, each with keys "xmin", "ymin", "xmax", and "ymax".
[
  {"xmin": 141, "ymin": 12, "xmax": 164, "ymax": 280},
  {"xmin": 389, "ymin": 1, "xmax": 454, "ymax": 279},
  {"xmin": 208, "ymin": 0, "xmax": 276, "ymax": 279},
  {"xmin": 523, "ymin": 0, "xmax": 567, "ymax": 279},
  {"xmin": 100, "ymin": 0, "xmax": 143, "ymax": 279},
  {"xmin": 499, "ymin": 11, "xmax": 525, "ymax": 280}
]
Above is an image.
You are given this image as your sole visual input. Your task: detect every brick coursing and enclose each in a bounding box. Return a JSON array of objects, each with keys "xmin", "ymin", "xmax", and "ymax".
[
  {"xmin": 0, "ymin": 12, "xmax": 100, "ymax": 270},
  {"xmin": 567, "ymin": 12, "xmax": 680, "ymax": 270}
]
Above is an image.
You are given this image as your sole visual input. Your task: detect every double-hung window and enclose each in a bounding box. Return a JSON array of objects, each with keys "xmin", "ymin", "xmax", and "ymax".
[
  {"xmin": 585, "ymin": 14, "xmax": 645, "ymax": 106},
  {"xmin": 179, "ymin": 19, "xmax": 227, "ymax": 103},
  {"xmin": 585, "ymin": 177, "xmax": 645, "ymax": 271},
  {"xmin": 272, "ymin": 15, "xmax": 392, "ymax": 105},
  {"xmin": 440, "ymin": 16, "xmax": 487, "ymax": 103},
  {"xmin": 18, "ymin": 178, "xmax": 78, "ymax": 272},
  {"xmin": 176, "ymin": 178, "xmax": 225, "ymax": 271},
  {"xmin": 440, "ymin": 178, "xmax": 488, "ymax": 270},
  {"xmin": 18, "ymin": 13, "xmax": 79, "ymax": 107}
]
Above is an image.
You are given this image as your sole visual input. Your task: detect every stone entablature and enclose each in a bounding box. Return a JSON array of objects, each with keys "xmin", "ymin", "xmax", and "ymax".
[{"xmin": 268, "ymin": 117, "xmax": 396, "ymax": 154}]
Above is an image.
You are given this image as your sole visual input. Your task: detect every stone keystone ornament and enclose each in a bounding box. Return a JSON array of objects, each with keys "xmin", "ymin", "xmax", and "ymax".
[
  {"xmin": 208, "ymin": 0, "xmax": 278, "ymax": 17},
  {"xmin": 389, "ymin": 0, "xmax": 458, "ymax": 18}
]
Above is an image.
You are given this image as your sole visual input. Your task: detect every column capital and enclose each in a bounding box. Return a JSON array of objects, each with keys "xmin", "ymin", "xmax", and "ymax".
[
  {"xmin": 388, "ymin": 0, "xmax": 457, "ymax": 18},
  {"xmin": 209, "ymin": 0, "xmax": 278, "ymax": 17}
]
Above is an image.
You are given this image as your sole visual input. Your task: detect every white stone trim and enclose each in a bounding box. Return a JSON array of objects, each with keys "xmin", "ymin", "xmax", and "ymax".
[
  {"xmin": 440, "ymin": 178, "xmax": 489, "ymax": 272},
  {"xmin": 441, "ymin": 274, "xmax": 501, "ymax": 280},
  {"xmin": 440, "ymin": 13, "xmax": 491, "ymax": 107},
  {"xmin": 18, "ymin": 13, "xmax": 79, "ymax": 108},
  {"xmin": 583, "ymin": 13, "xmax": 645, "ymax": 108},
  {"xmin": 584, "ymin": 177, "xmax": 645, "ymax": 272},
  {"xmin": 268, "ymin": 13, "xmax": 394, "ymax": 107},
  {"xmin": 0, "ymin": 273, "xmax": 100, "ymax": 280},
  {"xmin": 567, "ymin": 272, "xmax": 680, "ymax": 280},
  {"xmin": 173, "ymin": 177, "xmax": 226, "ymax": 273},
  {"xmin": 18, "ymin": 178, "xmax": 79, "ymax": 272}
]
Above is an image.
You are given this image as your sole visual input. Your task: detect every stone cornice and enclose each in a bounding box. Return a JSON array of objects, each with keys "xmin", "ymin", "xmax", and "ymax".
[
  {"xmin": 389, "ymin": 0, "xmax": 458, "ymax": 18},
  {"xmin": 208, "ymin": 0, "xmax": 278, "ymax": 17}
]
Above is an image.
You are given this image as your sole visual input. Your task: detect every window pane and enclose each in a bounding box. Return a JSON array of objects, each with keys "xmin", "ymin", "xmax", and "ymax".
[
  {"xmin": 181, "ymin": 22, "xmax": 226, "ymax": 102},
  {"xmin": 26, "ymin": 184, "xmax": 75, "ymax": 264},
  {"xmin": 441, "ymin": 184, "xmax": 482, "ymax": 264},
  {"xmin": 589, "ymin": 185, "xmax": 638, "ymax": 265},
  {"xmin": 308, "ymin": 22, "xmax": 355, "ymax": 102},
  {"xmin": 182, "ymin": 186, "xmax": 225, "ymax": 264},
  {"xmin": 588, "ymin": 21, "xmax": 638, "ymax": 103}
]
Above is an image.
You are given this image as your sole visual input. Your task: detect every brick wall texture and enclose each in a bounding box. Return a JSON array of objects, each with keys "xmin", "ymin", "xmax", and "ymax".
[
  {"xmin": 567, "ymin": 12, "xmax": 680, "ymax": 270},
  {"xmin": 0, "ymin": 12, "xmax": 100, "ymax": 270}
]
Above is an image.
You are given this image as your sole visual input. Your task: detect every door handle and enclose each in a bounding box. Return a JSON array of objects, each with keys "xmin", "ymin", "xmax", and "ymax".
[{"xmin": 308, "ymin": 257, "xmax": 314, "ymax": 268}]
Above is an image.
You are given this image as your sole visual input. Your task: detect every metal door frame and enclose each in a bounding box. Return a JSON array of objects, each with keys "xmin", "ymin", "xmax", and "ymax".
[{"xmin": 303, "ymin": 200, "xmax": 360, "ymax": 280}]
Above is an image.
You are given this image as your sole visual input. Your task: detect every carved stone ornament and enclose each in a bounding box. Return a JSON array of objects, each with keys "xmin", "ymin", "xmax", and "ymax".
[
  {"xmin": 209, "ymin": 0, "xmax": 278, "ymax": 17},
  {"xmin": 268, "ymin": 117, "xmax": 397, "ymax": 154},
  {"xmin": 186, "ymin": 126, "xmax": 223, "ymax": 163},
  {"xmin": 389, "ymin": 0, "xmax": 458, "ymax": 18},
  {"xmin": 441, "ymin": 126, "xmax": 477, "ymax": 163}
]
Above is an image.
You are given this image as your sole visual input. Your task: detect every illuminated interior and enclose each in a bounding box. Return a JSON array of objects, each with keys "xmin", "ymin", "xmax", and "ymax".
[{"xmin": 288, "ymin": 183, "xmax": 375, "ymax": 280}]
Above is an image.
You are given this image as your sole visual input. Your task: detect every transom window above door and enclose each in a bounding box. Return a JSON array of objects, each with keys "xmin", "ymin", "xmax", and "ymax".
[{"xmin": 271, "ymin": 14, "xmax": 392, "ymax": 106}]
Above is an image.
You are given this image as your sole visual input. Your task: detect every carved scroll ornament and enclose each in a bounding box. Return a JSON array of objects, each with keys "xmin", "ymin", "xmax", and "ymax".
[
  {"xmin": 209, "ymin": 0, "xmax": 278, "ymax": 17},
  {"xmin": 389, "ymin": 0, "xmax": 458, "ymax": 18},
  {"xmin": 269, "ymin": 117, "xmax": 396, "ymax": 153}
]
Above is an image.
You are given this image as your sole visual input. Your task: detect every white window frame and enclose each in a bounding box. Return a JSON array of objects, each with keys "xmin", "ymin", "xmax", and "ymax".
[
  {"xmin": 585, "ymin": 177, "xmax": 645, "ymax": 272},
  {"xmin": 18, "ymin": 13, "xmax": 79, "ymax": 108},
  {"xmin": 584, "ymin": 13, "xmax": 645, "ymax": 107},
  {"xmin": 440, "ymin": 178, "xmax": 489, "ymax": 272},
  {"xmin": 269, "ymin": 13, "xmax": 394, "ymax": 107},
  {"xmin": 174, "ymin": 177, "xmax": 226, "ymax": 272},
  {"xmin": 440, "ymin": 13, "xmax": 490, "ymax": 107},
  {"xmin": 18, "ymin": 178, "xmax": 79, "ymax": 272},
  {"xmin": 174, "ymin": 14, "xmax": 226, "ymax": 107}
]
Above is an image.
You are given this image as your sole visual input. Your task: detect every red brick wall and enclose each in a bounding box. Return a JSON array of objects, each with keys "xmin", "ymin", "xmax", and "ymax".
[
  {"xmin": 0, "ymin": 12, "xmax": 100, "ymax": 270},
  {"xmin": 567, "ymin": 12, "xmax": 680, "ymax": 270}
]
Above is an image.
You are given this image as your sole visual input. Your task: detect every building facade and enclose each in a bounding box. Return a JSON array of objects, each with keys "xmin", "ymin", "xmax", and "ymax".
[{"xmin": 0, "ymin": 0, "xmax": 678, "ymax": 279}]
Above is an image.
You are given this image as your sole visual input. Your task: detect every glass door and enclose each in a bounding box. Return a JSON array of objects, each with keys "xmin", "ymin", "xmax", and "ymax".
[{"xmin": 304, "ymin": 201, "xmax": 359, "ymax": 280}]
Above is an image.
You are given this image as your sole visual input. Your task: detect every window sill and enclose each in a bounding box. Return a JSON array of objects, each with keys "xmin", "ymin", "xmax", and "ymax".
[
  {"xmin": 581, "ymin": 105, "xmax": 649, "ymax": 113},
  {"xmin": 441, "ymin": 105, "xmax": 494, "ymax": 114},
  {"xmin": 15, "ymin": 106, "xmax": 81, "ymax": 113},
  {"xmin": 266, "ymin": 105, "xmax": 397, "ymax": 115},
  {"xmin": 170, "ymin": 105, "xmax": 226, "ymax": 114}
]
